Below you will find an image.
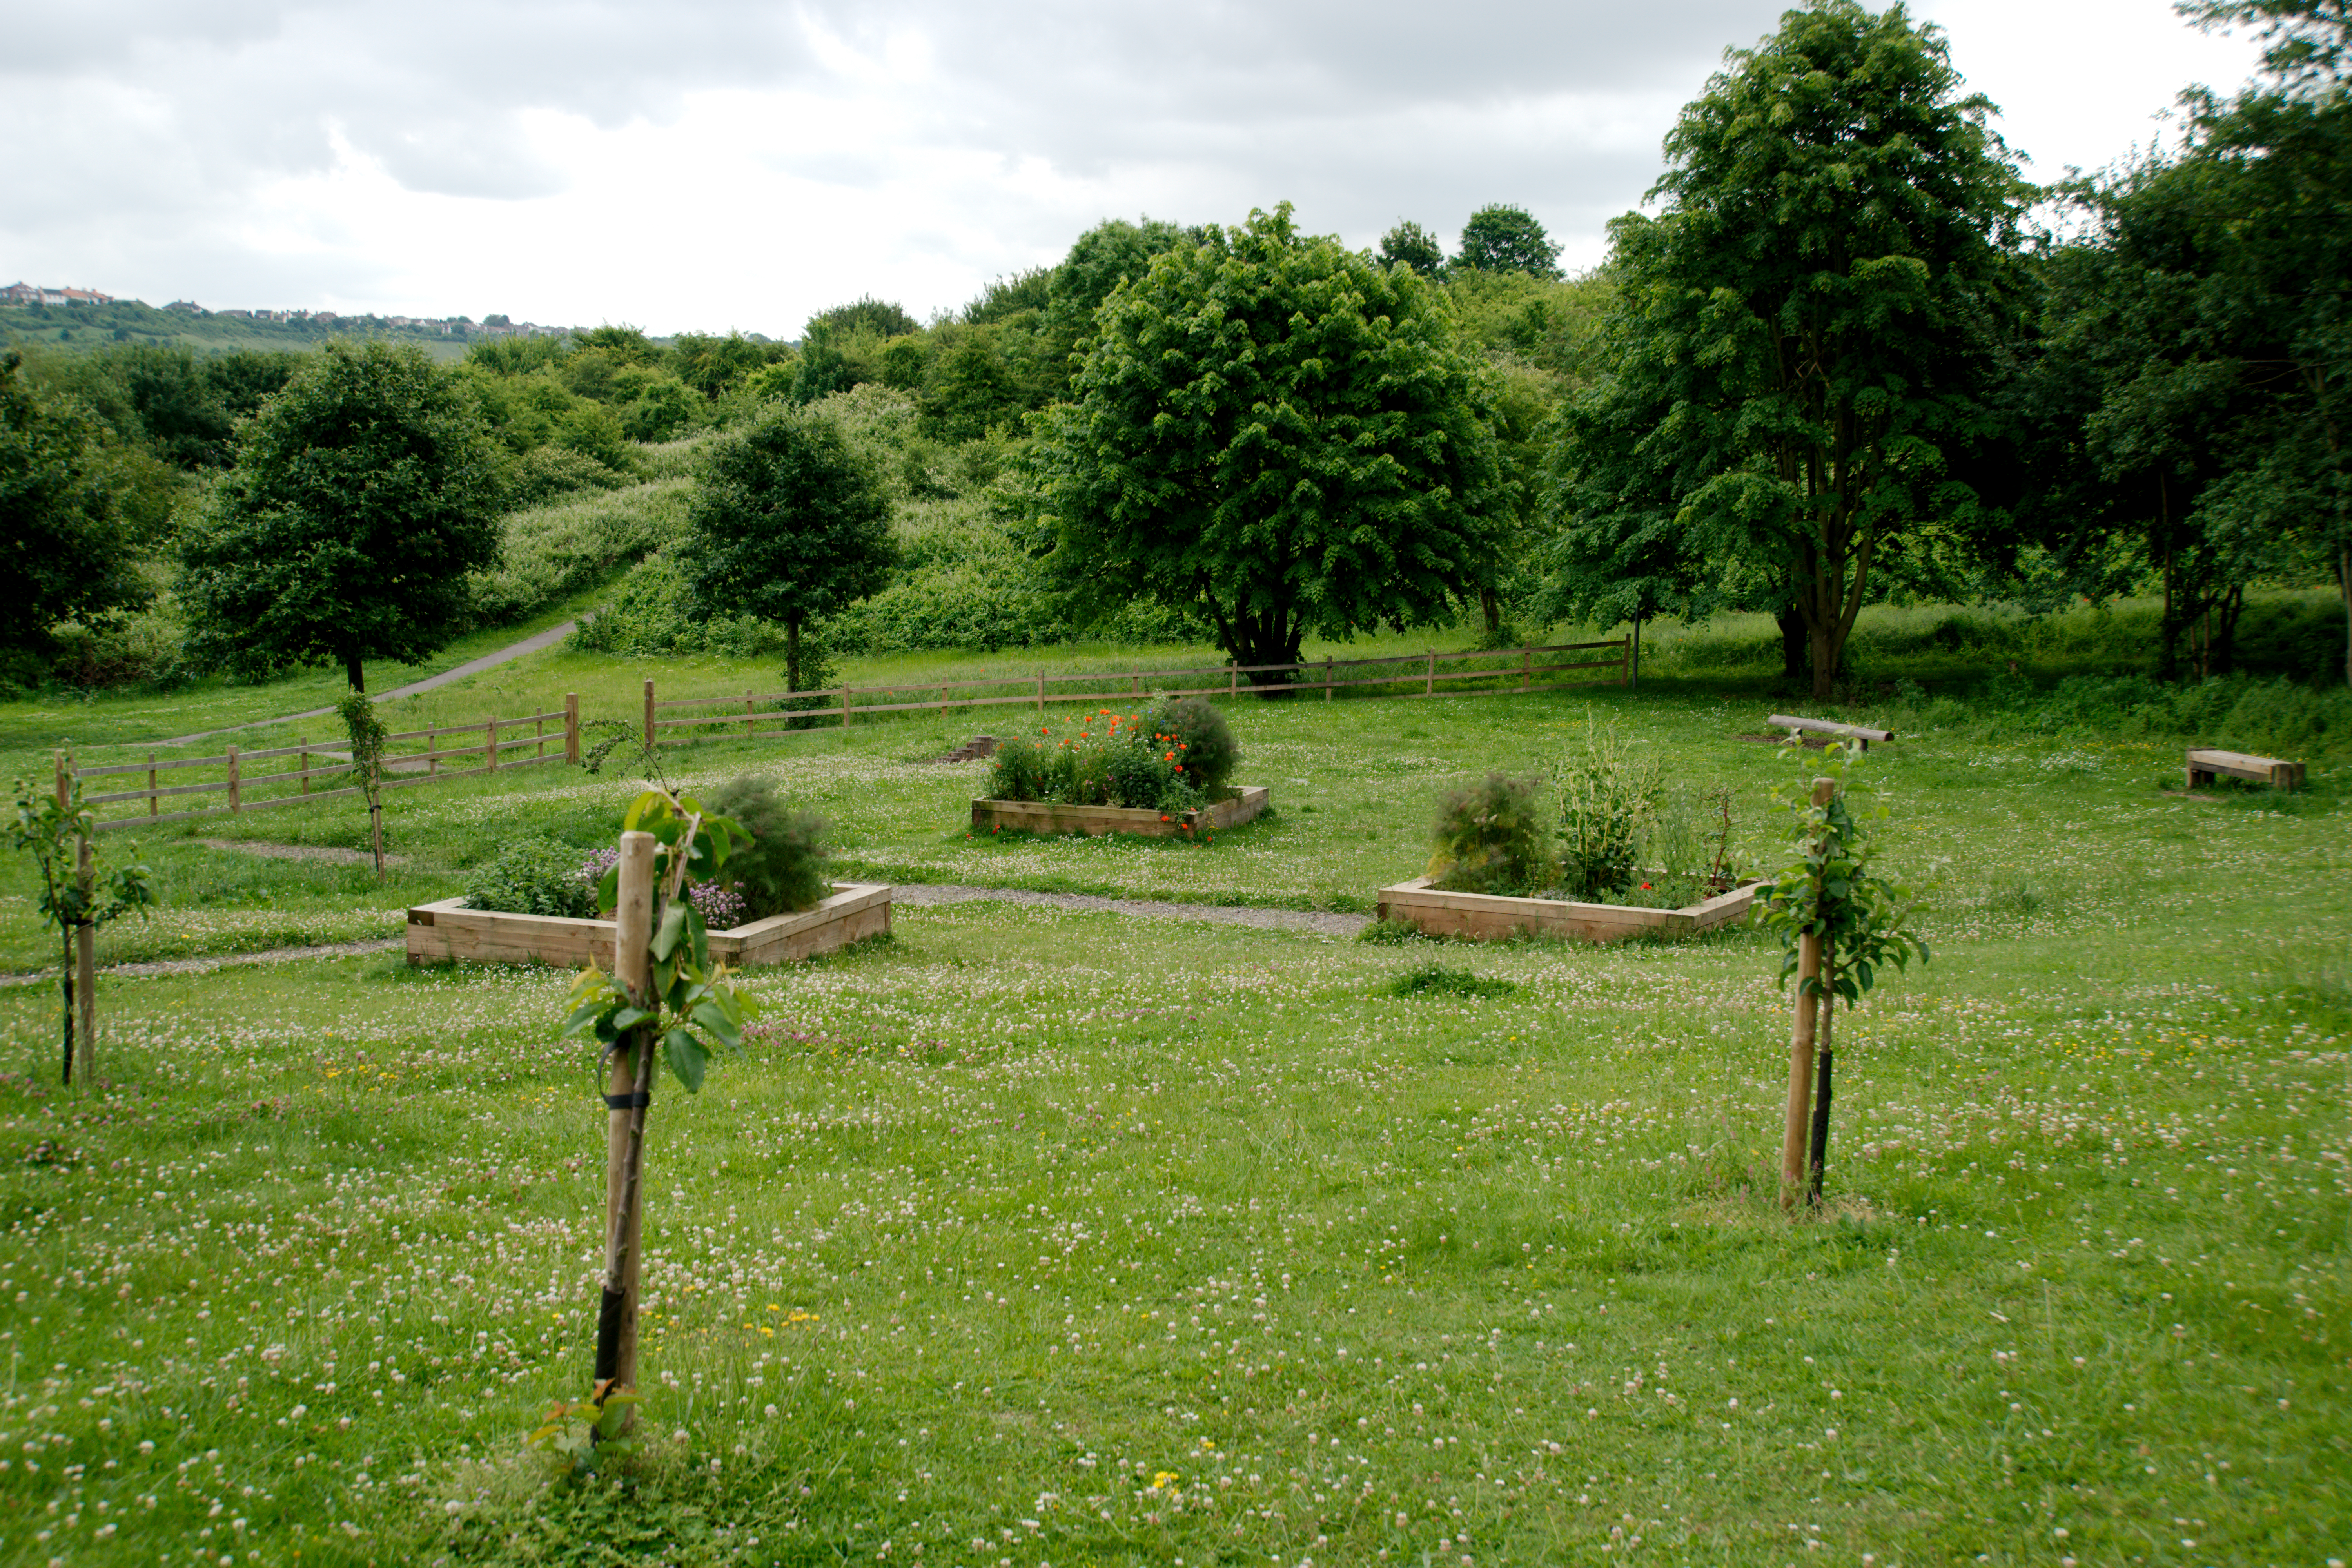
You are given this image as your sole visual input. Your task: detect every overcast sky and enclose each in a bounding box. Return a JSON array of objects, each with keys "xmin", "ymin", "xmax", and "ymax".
[{"xmin": 0, "ymin": 0, "xmax": 2266, "ymax": 337}]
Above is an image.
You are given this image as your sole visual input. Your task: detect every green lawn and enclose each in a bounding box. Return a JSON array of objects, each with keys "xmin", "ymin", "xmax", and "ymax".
[{"xmin": 0, "ymin": 620, "xmax": 2345, "ymax": 1565}]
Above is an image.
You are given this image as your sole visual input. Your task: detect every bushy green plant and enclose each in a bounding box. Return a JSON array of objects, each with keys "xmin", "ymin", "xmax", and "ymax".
[
  {"xmin": 1147, "ymin": 696, "xmax": 1240, "ymax": 797},
  {"xmin": 465, "ymin": 837, "xmax": 597, "ymax": 917},
  {"xmin": 1430, "ymin": 773, "xmax": 1548, "ymax": 895},
  {"xmin": 1550, "ymin": 718, "xmax": 1660, "ymax": 900},
  {"xmin": 984, "ymin": 735, "xmax": 1052, "ymax": 802},
  {"xmin": 697, "ymin": 775, "xmax": 831, "ymax": 918},
  {"xmin": 470, "ymin": 479, "xmax": 691, "ymax": 626}
]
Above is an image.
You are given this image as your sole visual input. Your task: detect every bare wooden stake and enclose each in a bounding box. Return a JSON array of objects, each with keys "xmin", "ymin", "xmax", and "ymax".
[
  {"xmin": 642, "ymin": 679, "xmax": 655, "ymax": 752},
  {"xmin": 74, "ymin": 835, "xmax": 94, "ymax": 1090},
  {"xmin": 595, "ymin": 830, "xmax": 659, "ymax": 1422}
]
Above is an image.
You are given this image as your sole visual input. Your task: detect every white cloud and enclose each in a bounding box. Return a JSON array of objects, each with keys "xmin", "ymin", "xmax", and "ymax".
[{"xmin": 0, "ymin": 0, "xmax": 2270, "ymax": 333}]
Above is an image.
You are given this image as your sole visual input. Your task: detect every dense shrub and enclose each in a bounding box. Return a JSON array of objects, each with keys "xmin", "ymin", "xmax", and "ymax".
[
  {"xmin": 469, "ymin": 479, "xmax": 692, "ymax": 626},
  {"xmin": 985, "ymin": 735, "xmax": 1054, "ymax": 802},
  {"xmin": 465, "ymin": 838, "xmax": 597, "ymax": 918},
  {"xmin": 503, "ymin": 445, "xmax": 628, "ymax": 509},
  {"xmin": 699, "ymin": 775, "xmax": 832, "ymax": 918},
  {"xmin": 1147, "ymin": 696, "xmax": 1240, "ymax": 797},
  {"xmin": 566, "ymin": 552, "xmax": 788, "ymax": 657},
  {"xmin": 1430, "ymin": 773, "xmax": 1547, "ymax": 895}
]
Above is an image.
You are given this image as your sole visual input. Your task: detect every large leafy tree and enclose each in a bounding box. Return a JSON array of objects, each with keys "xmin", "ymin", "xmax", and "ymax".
[
  {"xmin": 1553, "ymin": 0, "xmax": 2031, "ymax": 699},
  {"xmin": 177, "ymin": 341, "xmax": 503, "ymax": 692},
  {"xmin": 1377, "ymin": 220, "xmax": 1448, "ymax": 277},
  {"xmin": 677, "ymin": 403, "xmax": 895, "ymax": 690},
  {"xmin": 1023, "ymin": 203, "xmax": 1508, "ymax": 685},
  {"xmin": 1456, "ymin": 205, "xmax": 1564, "ymax": 279},
  {"xmin": 0, "ymin": 352, "xmax": 149, "ymax": 667}
]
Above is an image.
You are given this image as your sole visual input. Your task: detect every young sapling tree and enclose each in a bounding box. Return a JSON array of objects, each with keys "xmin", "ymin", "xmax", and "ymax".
[
  {"xmin": 1757, "ymin": 740, "xmax": 1928, "ymax": 1209},
  {"xmin": 337, "ymin": 690, "xmax": 389, "ymax": 882},
  {"xmin": 547, "ymin": 785, "xmax": 753, "ymax": 1446},
  {"xmin": 8, "ymin": 766, "xmax": 154, "ymax": 1086}
]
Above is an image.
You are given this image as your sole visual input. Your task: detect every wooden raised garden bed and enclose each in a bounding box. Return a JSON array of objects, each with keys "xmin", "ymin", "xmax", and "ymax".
[
  {"xmin": 405, "ymin": 882, "xmax": 893, "ymax": 969},
  {"xmin": 1374, "ymin": 875, "xmax": 1762, "ymax": 944},
  {"xmin": 969, "ymin": 786, "xmax": 1270, "ymax": 838}
]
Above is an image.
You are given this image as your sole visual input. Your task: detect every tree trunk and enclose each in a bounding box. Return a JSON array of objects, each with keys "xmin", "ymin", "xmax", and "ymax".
[
  {"xmin": 345, "ymin": 652, "xmax": 365, "ymax": 694},
  {"xmin": 2338, "ymin": 543, "xmax": 2350, "ymax": 690},
  {"xmin": 1777, "ymin": 608, "xmax": 1806, "ymax": 682},
  {"xmin": 785, "ymin": 617, "xmax": 802, "ymax": 693},
  {"xmin": 1479, "ymin": 587, "xmax": 1502, "ymax": 639},
  {"xmin": 2209, "ymin": 583, "xmax": 2245, "ymax": 677},
  {"xmin": 1808, "ymin": 622, "xmax": 1840, "ymax": 703}
]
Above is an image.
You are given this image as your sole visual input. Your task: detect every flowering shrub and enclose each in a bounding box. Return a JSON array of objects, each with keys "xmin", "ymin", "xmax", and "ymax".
[
  {"xmin": 984, "ymin": 710, "xmax": 1201, "ymax": 813},
  {"xmin": 1147, "ymin": 697, "xmax": 1239, "ymax": 798}
]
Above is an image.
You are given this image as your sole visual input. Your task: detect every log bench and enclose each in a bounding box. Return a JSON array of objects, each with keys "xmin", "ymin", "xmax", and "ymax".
[
  {"xmin": 1766, "ymin": 715, "xmax": 1896, "ymax": 751},
  {"xmin": 2185, "ymin": 748, "xmax": 2305, "ymax": 791}
]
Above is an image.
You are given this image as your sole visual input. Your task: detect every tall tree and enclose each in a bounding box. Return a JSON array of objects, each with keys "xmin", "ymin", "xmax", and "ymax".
[
  {"xmin": 176, "ymin": 341, "xmax": 503, "ymax": 692},
  {"xmin": 1555, "ymin": 0, "xmax": 2031, "ymax": 699},
  {"xmin": 1022, "ymin": 203, "xmax": 1508, "ymax": 685},
  {"xmin": 677, "ymin": 403, "xmax": 896, "ymax": 690},
  {"xmin": 1456, "ymin": 205, "xmax": 1564, "ymax": 278}
]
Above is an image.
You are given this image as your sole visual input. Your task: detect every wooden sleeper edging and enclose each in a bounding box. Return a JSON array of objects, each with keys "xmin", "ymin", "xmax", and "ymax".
[
  {"xmin": 969, "ymin": 786, "xmax": 1270, "ymax": 838},
  {"xmin": 1374, "ymin": 875, "xmax": 1761, "ymax": 944},
  {"xmin": 405, "ymin": 882, "xmax": 893, "ymax": 968}
]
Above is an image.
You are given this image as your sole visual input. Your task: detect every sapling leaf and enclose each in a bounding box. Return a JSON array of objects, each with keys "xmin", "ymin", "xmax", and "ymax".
[
  {"xmin": 652, "ymin": 902, "xmax": 688, "ymax": 962},
  {"xmin": 609, "ymin": 1005, "xmax": 654, "ymax": 1035},
  {"xmin": 662, "ymin": 1028, "xmax": 708, "ymax": 1093},
  {"xmin": 689, "ymin": 1000, "xmax": 740, "ymax": 1048}
]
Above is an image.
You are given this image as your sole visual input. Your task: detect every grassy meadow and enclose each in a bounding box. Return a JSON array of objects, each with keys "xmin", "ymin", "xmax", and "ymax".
[{"xmin": 0, "ymin": 604, "xmax": 2345, "ymax": 1565}]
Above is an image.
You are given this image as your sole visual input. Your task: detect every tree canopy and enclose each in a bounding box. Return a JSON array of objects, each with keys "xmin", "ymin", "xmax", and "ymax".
[
  {"xmin": 0, "ymin": 351, "xmax": 150, "ymax": 670},
  {"xmin": 1022, "ymin": 203, "xmax": 1508, "ymax": 684},
  {"xmin": 1548, "ymin": 0, "xmax": 2031, "ymax": 698},
  {"xmin": 1456, "ymin": 205, "xmax": 1564, "ymax": 278},
  {"xmin": 1377, "ymin": 220, "xmax": 1448, "ymax": 276},
  {"xmin": 176, "ymin": 341, "xmax": 504, "ymax": 691}
]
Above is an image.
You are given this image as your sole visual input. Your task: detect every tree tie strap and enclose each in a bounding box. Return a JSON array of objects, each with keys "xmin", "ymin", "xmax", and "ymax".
[{"xmin": 603, "ymin": 1091, "xmax": 652, "ymax": 1111}]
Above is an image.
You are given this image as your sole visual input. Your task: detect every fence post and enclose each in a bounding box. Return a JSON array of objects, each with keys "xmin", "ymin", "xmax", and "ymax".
[
  {"xmin": 940, "ymin": 685, "xmax": 949, "ymax": 717},
  {"xmin": 227, "ymin": 745, "xmax": 241, "ymax": 813},
  {"xmin": 487, "ymin": 719, "xmax": 499, "ymax": 772},
  {"xmin": 1621, "ymin": 636, "xmax": 1631, "ymax": 688},
  {"xmin": 642, "ymin": 679, "xmax": 655, "ymax": 752},
  {"xmin": 1425, "ymin": 650, "xmax": 1435, "ymax": 698},
  {"xmin": 1521, "ymin": 647, "xmax": 1531, "ymax": 692},
  {"xmin": 565, "ymin": 693, "xmax": 581, "ymax": 765},
  {"xmin": 1325, "ymin": 656, "xmax": 1333, "ymax": 702},
  {"xmin": 150, "ymin": 752, "xmax": 160, "ymax": 813},
  {"xmin": 746, "ymin": 691, "xmax": 755, "ymax": 731},
  {"xmin": 1780, "ymin": 777, "xmax": 1837, "ymax": 1210},
  {"xmin": 1229, "ymin": 663, "xmax": 1237, "ymax": 699},
  {"xmin": 842, "ymin": 686, "xmax": 852, "ymax": 728},
  {"xmin": 598, "ymin": 830, "xmax": 659, "ymax": 1421},
  {"xmin": 1036, "ymin": 673, "xmax": 1045, "ymax": 716},
  {"xmin": 534, "ymin": 715, "xmax": 544, "ymax": 759}
]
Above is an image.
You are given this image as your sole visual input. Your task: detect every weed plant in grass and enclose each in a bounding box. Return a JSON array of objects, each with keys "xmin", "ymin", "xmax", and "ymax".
[{"xmin": 0, "ymin": 884, "xmax": 2343, "ymax": 1565}]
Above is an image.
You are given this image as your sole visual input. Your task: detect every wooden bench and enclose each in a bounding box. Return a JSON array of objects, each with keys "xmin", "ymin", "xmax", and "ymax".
[
  {"xmin": 1766, "ymin": 715, "xmax": 1895, "ymax": 751},
  {"xmin": 2185, "ymin": 748, "xmax": 2305, "ymax": 791}
]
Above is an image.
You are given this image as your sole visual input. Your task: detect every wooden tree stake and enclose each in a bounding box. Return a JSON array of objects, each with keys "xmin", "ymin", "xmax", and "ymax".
[
  {"xmin": 1779, "ymin": 777, "xmax": 1836, "ymax": 1209},
  {"xmin": 75, "ymin": 836, "xmax": 95, "ymax": 1091},
  {"xmin": 595, "ymin": 830, "xmax": 659, "ymax": 1420},
  {"xmin": 564, "ymin": 692, "xmax": 581, "ymax": 765},
  {"xmin": 642, "ymin": 679, "xmax": 655, "ymax": 752}
]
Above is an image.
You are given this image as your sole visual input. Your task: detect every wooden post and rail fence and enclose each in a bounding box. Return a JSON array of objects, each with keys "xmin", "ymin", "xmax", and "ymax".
[
  {"xmin": 56, "ymin": 638, "xmax": 1629, "ymax": 833},
  {"xmin": 635, "ymin": 638, "xmax": 1632, "ymax": 746}
]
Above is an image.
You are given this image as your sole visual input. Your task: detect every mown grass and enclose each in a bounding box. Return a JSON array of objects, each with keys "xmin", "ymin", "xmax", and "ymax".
[{"xmin": 0, "ymin": 866, "xmax": 2344, "ymax": 1565}]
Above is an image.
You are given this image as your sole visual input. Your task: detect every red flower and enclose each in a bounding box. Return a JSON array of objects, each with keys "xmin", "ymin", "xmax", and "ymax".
[{"xmin": 1640, "ymin": 882, "xmax": 1653, "ymax": 890}]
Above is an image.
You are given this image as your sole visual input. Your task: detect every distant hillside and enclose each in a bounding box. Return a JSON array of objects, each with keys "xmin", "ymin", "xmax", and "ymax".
[{"xmin": 0, "ymin": 296, "xmax": 573, "ymax": 363}]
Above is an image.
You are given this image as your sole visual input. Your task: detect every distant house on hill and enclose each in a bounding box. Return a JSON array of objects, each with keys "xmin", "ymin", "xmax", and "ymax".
[
  {"xmin": 164, "ymin": 299, "xmax": 204, "ymax": 313},
  {"xmin": 2, "ymin": 282, "xmax": 117, "ymax": 305}
]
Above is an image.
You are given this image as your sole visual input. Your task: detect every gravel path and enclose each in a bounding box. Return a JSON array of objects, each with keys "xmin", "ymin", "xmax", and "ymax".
[
  {"xmin": 152, "ymin": 619, "xmax": 579, "ymax": 746},
  {"xmin": 196, "ymin": 839, "xmax": 408, "ymax": 867},
  {"xmin": 0, "ymin": 938, "xmax": 404, "ymax": 989},
  {"xmin": 890, "ymin": 882, "xmax": 1369, "ymax": 936}
]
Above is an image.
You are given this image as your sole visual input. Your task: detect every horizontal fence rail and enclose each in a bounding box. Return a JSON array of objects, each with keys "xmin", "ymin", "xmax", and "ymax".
[
  {"xmin": 641, "ymin": 639, "xmax": 1630, "ymax": 743},
  {"xmin": 70, "ymin": 702, "xmax": 580, "ymax": 833}
]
